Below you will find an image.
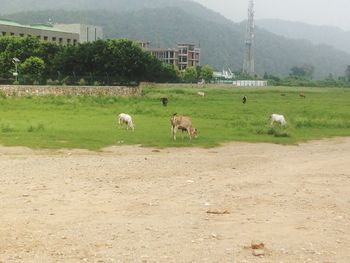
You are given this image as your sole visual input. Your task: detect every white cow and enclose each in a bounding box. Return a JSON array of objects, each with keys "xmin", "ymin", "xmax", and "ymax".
[
  {"xmin": 197, "ymin": 91, "xmax": 205, "ymax": 97},
  {"xmin": 270, "ymin": 113, "xmax": 287, "ymax": 126},
  {"xmin": 118, "ymin": 113, "xmax": 135, "ymax": 131}
]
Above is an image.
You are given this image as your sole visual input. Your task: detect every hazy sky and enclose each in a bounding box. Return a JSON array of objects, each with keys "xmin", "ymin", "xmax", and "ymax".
[{"xmin": 194, "ymin": 0, "xmax": 350, "ymax": 30}]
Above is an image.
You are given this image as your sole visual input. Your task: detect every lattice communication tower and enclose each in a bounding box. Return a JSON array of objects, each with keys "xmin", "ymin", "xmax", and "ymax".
[{"xmin": 243, "ymin": 0, "xmax": 255, "ymax": 76}]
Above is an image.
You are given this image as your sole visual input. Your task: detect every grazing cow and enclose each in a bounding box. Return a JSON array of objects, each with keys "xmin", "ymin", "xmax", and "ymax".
[
  {"xmin": 299, "ymin": 92, "xmax": 306, "ymax": 98},
  {"xmin": 197, "ymin": 91, "xmax": 205, "ymax": 97},
  {"xmin": 242, "ymin": 95, "xmax": 248, "ymax": 104},
  {"xmin": 117, "ymin": 113, "xmax": 135, "ymax": 131},
  {"xmin": 161, "ymin": 97, "xmax": 169, "ymax": 107},
  {"xmin": 170, "ymin": 113, "xmax": 198, "ymax": 140},
  {"xmin": 270, "ymin": 113, "xmax": 287, "ymax": 126}
]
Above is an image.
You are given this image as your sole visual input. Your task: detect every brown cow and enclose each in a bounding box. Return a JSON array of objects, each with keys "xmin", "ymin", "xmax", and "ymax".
[{"xmin": 170, "ymin": 113, "xmax": 198, "ymax": 140}]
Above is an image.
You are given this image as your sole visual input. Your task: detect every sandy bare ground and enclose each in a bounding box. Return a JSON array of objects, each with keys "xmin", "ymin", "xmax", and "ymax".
[{"xmin": 0, "ymin": 138, "xmax": 349, "ymax": 263}]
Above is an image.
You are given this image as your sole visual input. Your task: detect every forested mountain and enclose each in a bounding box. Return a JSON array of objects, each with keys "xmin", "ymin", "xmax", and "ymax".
[
  {"xmin": 2, "ymin": 0, "xmax": 350, "ymax": 78},
  {"xmin": 0, "ymin": 0, "xmax": 230, "ymax": 26},
  {"xmin": 257, "ymin": 19, "xmax": 350, "ymax": 55}
]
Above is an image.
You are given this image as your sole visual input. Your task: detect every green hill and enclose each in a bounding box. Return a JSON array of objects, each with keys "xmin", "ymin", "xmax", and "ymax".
[{"xmin": 257, "ymin": 19, "xmax": 350, "ymax": 55}]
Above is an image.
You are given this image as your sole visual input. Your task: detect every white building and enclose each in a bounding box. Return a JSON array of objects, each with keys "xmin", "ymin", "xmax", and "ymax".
[
  {"xmin": 0, "ymin": 19, "xmax": 79, "ymax": 45},
  {"xmin": 54, "ymin": 24, "xmax": 103, "ymax": 43},
  {"xmin": 233, "ymin": 80, "xmax": 268, "ymax": 87}
]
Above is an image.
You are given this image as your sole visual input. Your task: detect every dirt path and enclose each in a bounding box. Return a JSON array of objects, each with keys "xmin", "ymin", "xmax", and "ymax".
[{"xmin": 0, "ymin": 138, "xmax": 349, "ymax": 263}]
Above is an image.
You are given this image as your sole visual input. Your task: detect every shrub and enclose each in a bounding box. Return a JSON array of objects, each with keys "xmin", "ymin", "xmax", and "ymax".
[
  {"xmin": 0, "ymin": 90, "xmax": 6, "ymax": 99},
  {"xmin": 267, "ymin": 127, "xmax": 290, "ymax": 137},
  {"xmin": 20, "ymin": 56, "xmax": 45, "ymax": 84},
  {"xmin": 79, "ymin": 78, "xmax": 86, "ymax": 86},
  {"xmin": 61, "ymin": 76, "xmax": 70, "ymax": 86},
  {"xmin": 46, "ymin": 79, "xmax": 60, "ymax": 85},
  {"xmin": 27, "ymin": 123, "xmax": 45, "ymax": 133},
  {"xmin": 256, "ymin": 126, "xmax": 291, "ymax": 137},
  {"xmin": 1, "ymin": 123, "xmax": 15, "ymax": 133}
]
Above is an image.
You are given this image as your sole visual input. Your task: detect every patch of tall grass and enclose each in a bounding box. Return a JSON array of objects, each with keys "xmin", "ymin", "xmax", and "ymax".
[{"xmin": 0, "ymin": 85, "xmax": 349, "ymax": 149}]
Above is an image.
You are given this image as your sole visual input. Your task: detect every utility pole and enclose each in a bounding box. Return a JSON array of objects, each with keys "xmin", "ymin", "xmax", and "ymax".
[
  {"xmin": 243, "ymin": 0, "xmax": 255, "ymax": 76},
  {"xmin": 12, "ymin": 57, "xmax": 20, "ymax": 83}
]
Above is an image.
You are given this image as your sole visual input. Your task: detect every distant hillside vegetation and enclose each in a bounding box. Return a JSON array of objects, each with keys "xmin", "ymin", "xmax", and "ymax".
[
  {"xmin": 2, "ymin": 3, "xmax": 350, "ymax": 78},
  {"xmin": 0, "ymin": 0, "xmax": 231, "ymax": 26},
  {"xmin": 257, "ymin": 19, "xmax": 350, "ymax": 55}
]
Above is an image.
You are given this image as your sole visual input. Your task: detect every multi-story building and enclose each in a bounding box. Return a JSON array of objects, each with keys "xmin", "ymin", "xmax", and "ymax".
[
  {"xmin": 137, "ymin": 41, "xmax": 150, "ymax": 49},
  {"xmin": 177, "ymin": 43, "xmax": 200, "ymax": 70},
  {"xmin": 139, "ymin": 41, "xmax": 200, "ymax": 70},
  {"xmin": 53, "ymin": 24, "xmax": 103, "ymax": 43},
  {"xmin": 0, "ymin": 19, "xmax": 103, "ymax": 45},
  {"xmin": 0, "ymin": 19, "xmax": 79, "ymax": 45},
  {"xmin": 148, "ymin": 48, "xmax": 179, "ymax": 67}
]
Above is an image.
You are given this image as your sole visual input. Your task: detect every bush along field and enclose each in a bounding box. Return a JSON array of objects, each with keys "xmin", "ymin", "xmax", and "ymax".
[{"xmin": 0, "ymin": 85, "xmax": 349, "ymax": 150}]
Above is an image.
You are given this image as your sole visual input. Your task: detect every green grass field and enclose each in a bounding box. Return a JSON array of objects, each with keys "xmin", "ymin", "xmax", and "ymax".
[{"xmin": 0, "ymin": 85, "xmax": 349, "ymax": 150}]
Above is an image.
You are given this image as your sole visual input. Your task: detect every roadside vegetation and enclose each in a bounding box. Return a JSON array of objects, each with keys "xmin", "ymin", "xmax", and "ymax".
[{"xmin": 0, "ymin": 85, "xmax": 349, "ymax": 150}]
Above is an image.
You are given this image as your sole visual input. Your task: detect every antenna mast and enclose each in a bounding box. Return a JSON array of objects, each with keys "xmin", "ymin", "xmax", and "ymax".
[{"xmin": 243, "ymin": 0, "xmax": 255, "ymax": 76}]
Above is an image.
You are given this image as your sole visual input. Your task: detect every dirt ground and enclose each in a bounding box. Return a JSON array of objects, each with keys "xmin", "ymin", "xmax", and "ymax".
[{"xmin": 0, "ymin": 138, "xmax": 349, "ymax": 263}]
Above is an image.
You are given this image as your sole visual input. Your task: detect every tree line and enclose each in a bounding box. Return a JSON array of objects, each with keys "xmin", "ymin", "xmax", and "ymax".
[
  {"xmin": 2, "ymin": 36, "xmax": 348, "ymax": 87},
  {"xmin": 261, "ymin": 64, "xmax": 350, "ymax": 87},
  {"xmin": 231, "ymin": 64, "xmax": 349, "ymax": 87},
  {"xmin": 0, "ymin": 36, "xmax": 213, "ymax": 85}
]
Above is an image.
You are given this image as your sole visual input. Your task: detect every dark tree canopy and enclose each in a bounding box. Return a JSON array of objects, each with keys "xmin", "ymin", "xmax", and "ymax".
[{"xmin": 0, "ymin": 36, "xmax": 180, "ymax": 85}]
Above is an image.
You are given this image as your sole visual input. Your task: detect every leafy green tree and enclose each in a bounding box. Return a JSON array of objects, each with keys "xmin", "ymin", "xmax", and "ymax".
[
  {"xmin": 0, "ymin": 37, "xmax": 179, "ymax": 84},
  {"xmin": 345, "ymin": 65, "xmax": 350, "ymax": 82},
  {"xmin": 174, "ymin": 65, "xmax": 183, "ymax": 82},
  {"xmin": 183, "ymin": 67, "xmax": 197, "ymax": 83},
  {"xmin": 0, "ymin": 36, "xmax": 42, "ymax": 79},
  {"xmin": 20, "ymin": 56, "xmax": 45, "ymax": 84},
  {"xmin": 37, "ymin": 42, "xmax": 62, "ymax": 78},
  {"xmin": 199, "ymin": 65, "xmax": 213, "ymax": 83},
  {"xmin": 290, "ymin": 64, "xmax": 314, "ymax": 80}
]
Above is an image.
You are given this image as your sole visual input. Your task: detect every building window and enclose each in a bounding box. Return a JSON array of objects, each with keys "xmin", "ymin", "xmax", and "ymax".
[
  {"xmin": 19, "ymin": 33, "xmax": 24, "ymax": 37},
  {"xmin": 52, "ymin": 37, "xmax": 56, "ymax": 41},
  {"xmin": 27, "ymin": 34, "xmax": 31, "ymax": 37},
  {"xmin": 44, "ymin": 36, "xmax": 48, "ymax": 41},
  {"xmin": 59, "ymin": 38, "xmax": 63, "ymax": 44},
  {"xmin": 37, "ymin": 35, "xmax": 41, "ymax": 39},
  {"xmin": 67, "ymin": 39, "xmax": 71, "ymax": 45},
  {"xmin": 1, "ymin": 32, "xmax": 6, "ymax": 36},
  {"xmin": 10, "ymin": 32, "xmax": 15, "ymax": 36},
  {"xmin": 73, "ymin": 39, "xmax": 77, "ymax": 45}
]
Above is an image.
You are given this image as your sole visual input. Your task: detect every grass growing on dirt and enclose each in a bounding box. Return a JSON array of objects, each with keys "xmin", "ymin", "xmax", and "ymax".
[{"xmin": 0, "ymin": 85, "xmax": 349, "ymax": 150}]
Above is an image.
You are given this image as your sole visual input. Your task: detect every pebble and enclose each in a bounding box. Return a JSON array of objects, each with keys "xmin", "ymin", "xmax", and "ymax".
[
  {"xmin": 252, "ymin": 249, "xmax": 265, "ymax": 256},
  {"xmin": 251, "ymin": 240, "xmax": 264, "ymax": 249}
]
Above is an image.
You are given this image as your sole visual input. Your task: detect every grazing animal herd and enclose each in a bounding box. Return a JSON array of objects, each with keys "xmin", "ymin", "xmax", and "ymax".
[{"xmin": 115, "ymin": 90, "xmax": 305, "ymax": 141}]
